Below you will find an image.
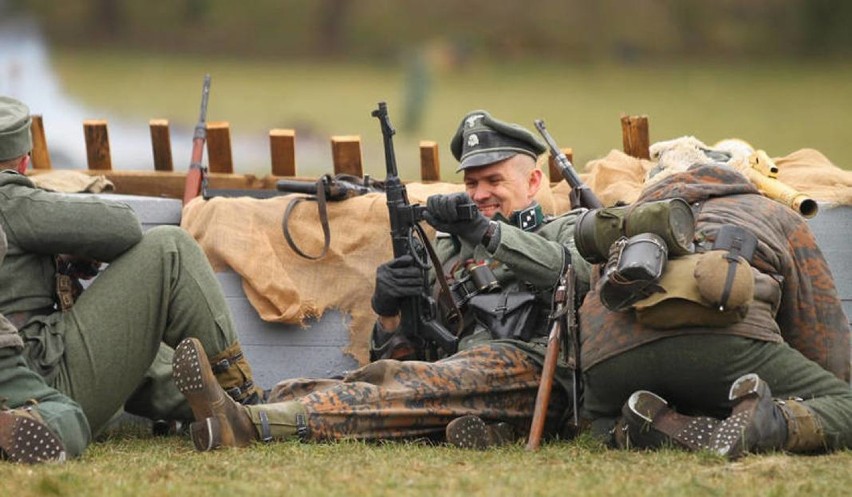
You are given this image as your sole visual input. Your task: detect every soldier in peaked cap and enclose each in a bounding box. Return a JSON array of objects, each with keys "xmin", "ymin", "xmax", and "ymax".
[
  {"xmin": 169, "ymin": 110, "xmax": 594, "ymax": 452},
  {"xmin": 0, "ymin": 96, "xmax": 264, "ymax": 462}
]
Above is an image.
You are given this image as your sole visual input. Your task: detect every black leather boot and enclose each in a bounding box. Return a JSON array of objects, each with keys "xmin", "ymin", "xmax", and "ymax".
[
  {"xmin": 709, "ymin": 373, "xmax": 788, "ymax": 459},
  {"xmin": 616, "ymin": 390, "xmax": 720, "ymax": 451}
]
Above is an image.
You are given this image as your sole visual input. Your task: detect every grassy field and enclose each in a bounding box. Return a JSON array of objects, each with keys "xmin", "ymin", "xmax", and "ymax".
[
  {"xmin": 2, "ymin": 426, "xmax": 851, "ymax": 497},
  {"xmin": 48, "ymin": 50, "xmax": 852, "ymax": 178}
]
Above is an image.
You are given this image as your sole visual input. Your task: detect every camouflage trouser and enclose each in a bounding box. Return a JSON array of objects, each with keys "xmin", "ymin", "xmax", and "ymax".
[{"xmin": 269, "ymin": 342, "xmax": 569, "ymax": 441}]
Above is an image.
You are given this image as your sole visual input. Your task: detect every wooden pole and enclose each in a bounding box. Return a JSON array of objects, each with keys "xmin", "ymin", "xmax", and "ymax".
[
  {"xmin": 621, "ymin": 115, "xmax": 650, "ymax": 159},
  {"xmin": 419, "ymin": 140, "xmax": 441, "ymax": 182},
  {"xmin": 269, "ymin": 129, "xmax": 296, "ymax": 176},
  {"xmin": 548, "ymin": 147, "xmax": 573, "ymax": 182},
  {"xmin": 206, "ymin": 121, "xmax": 234, "ymax": 174},
  {"xmin": 83, "ymin": 119, "xmax": 112, "ymax": 170},
  {"xmin": 30, "ymin": 115, "xmax": 52, "ymax": 170},
  {"xmin": 149, "ymin": 119, "xmax": 174, "ymax": 172},
  {"xmin": 331, "ymin": 135, "xmax": 363, "ymax": 177}
]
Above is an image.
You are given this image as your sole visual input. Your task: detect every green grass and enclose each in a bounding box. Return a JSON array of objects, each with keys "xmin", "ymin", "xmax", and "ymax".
[
  {"xmin": 2, "ymin": 427, "xmax": 851, "ymax": 497},
  {"xmin": 48, "ymin": 50, "xmax": 852, "ymax": 179}
]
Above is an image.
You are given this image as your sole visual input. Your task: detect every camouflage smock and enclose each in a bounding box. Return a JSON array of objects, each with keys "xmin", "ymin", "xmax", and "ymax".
[{"xmin": 579, "ymin": 164, "xmax": 851, "ymax": 382}]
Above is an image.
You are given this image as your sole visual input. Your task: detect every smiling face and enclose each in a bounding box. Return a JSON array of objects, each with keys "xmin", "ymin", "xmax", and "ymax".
[{"xmin": 462, "ymin": 153, "xmax": 543, "ymax": 219}]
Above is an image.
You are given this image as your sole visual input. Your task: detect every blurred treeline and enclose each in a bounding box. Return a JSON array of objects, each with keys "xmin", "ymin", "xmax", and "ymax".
[{"xmin": 10, "ymin": 0, "xmax": 852, "ymax": 62}]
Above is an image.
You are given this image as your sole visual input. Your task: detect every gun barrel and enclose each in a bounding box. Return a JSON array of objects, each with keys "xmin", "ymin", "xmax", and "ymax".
[
  {"xmin": 276, "ymin": 179, "xmax": 319, "ymax": 195},
  {"xmin": 534, "ymin": 119, "xmax": 603, "ymax": 209},
  {"xmin": 195, "ymin": 75, "xmax": 211, "ymax": 137},
  {"xmin": 183, "ymin": 74, "xmax": 212, "ymax": 205}
]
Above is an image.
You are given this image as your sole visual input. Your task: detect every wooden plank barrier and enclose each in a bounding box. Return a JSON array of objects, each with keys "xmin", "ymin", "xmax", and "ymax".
[
  {"xmin": 206, "ymin": 121, "xmax": 234, "ymax": 174},
  {"xmin": 621, "ymin": 115, "xmax": 650, "ymax": 159},
  {"xmin": 30, "ymin": 115, "xmax": 52, "ymax": 170},
  {"xmin": 419, "ymin": 141, "xmax": 441, "ymax": 182},
  {"xmin": 149, "ymin": 119, "xmax": 174, "ymax": 172},
  {"xmin": 269, "ymin": 129, "xmax": 296, "ymax": 177},
  {"xmin": 331, "ymin": 135, "xmax": 363, "ymax": 177},
  {"xmin": 83, "ymin": 119, "xmax": 112, "ymax": 170}
]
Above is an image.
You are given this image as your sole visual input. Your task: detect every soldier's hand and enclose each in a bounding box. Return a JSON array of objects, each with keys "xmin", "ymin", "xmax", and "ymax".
[
  {"xmin": 423, "ymin": 193, "xmax": 491, "ymax": 246},
  {"xmin": 371, "ymin": 255, "xmax": 423, "ymax": 317}
]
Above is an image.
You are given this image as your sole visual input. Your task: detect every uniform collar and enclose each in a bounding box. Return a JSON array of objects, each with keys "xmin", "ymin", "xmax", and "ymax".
[{"xmin": 492, "ymin": 202, "xmax": 544, "ymax": 232}]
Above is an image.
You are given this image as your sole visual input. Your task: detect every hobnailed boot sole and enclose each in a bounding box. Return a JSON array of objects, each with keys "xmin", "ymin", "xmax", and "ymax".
[
  {"xmin": 173, "ymin": 338, "xmax": 258, "ymax": 451},
  {"xmin": 709, "ymin": 373, "xmax": 775, "ymax": 459},
  {"xmin": 623, "ymin": 391, "xmax": 719, "ymax": 451},
  {"xmin": 445, "ymin": 415, "xmax": 514, "ymax": 450},
  {"xmin": 0, "ymin": 410, "xmax": 66, "ymax": 464}
]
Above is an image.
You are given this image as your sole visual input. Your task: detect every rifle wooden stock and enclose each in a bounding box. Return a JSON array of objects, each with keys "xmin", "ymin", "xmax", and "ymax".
[
  {"xmin": 745, "ymin": 151, "xmax": 818, "ymax": 218},
  {"xmin": 182, "ymin": 74, "xmax": 212, "ymax": 205},
  {"xmin": 527, "ymin": 264, "xmax": 575, "ymax": 451}
]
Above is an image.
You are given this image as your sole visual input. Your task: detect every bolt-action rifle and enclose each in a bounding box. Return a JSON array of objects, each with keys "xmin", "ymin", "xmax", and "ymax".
[
  {"xmin": 371, "ymin": 101, "xmax": 474, "ymax": 359},
  {"xmin": 527, "ymin": 261, "xmax": 576, "ymax": 451},
  {"xmin": 528, "ymin": 119, "xmax": 589, "ymax": 450},
  {"xmin": 534, "ymin": 119, "xmax": 603, "ymax": 210},
  {"xmin": 182, "ymin": 74, "xmax": 212, "ymax": 205}
]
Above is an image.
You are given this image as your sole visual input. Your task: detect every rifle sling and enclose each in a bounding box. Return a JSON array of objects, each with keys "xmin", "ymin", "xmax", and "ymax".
[
  {"xmin": 415, "ymin": 223, "xmax": 464, "ymax": 337},
  {"xmin": 281, "ymin": 177, "xmax": 332, "ymax": 260}
]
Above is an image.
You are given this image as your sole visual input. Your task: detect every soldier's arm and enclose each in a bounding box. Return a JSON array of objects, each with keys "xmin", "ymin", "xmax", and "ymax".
[{"xmin": 0, "ymin": 183, "xmax": 142, "ymax": 262}]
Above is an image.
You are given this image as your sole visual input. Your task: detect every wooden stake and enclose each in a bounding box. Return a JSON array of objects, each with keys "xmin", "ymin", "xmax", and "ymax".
[
  {"xmin": 621, "ymin": 115, "xmax": 650, "ymax": 159},
  {"xmin": 269, "ymin": 129, "xmax": 296, "ymax": 176},
  {"xmin": 83, "ymin": 119, "xmax": 112, "ymax": 170},
  {"xmin": 30, "ymin": 115, "xmax": 52, "ymax": 170},
  {"xmin": 419, "ymin": 141, "xmax": 441, "ymax": 182},
  {"xmin": 206, "ymin": 121, "xmax": 233, "ymax": 174},
  {"xmin": 149, "ymin": 119, "xmax": 174, "ymax": 172},
  {"xmin": 331, "ymin": 135, "xmax": 363, "ymax": 177}
]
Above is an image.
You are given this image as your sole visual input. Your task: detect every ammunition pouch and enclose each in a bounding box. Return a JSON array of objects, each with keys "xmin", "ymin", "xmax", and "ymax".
[
  {"xmin": 468, "ymin": 291, "xmax": 538, "ymax": 341},
  {"xmin": 575, "ymin": 198, "xmax": 695, "ymax": 264},
  {"xmin": 599, "ymin": 233, "xmax": 668, "ymax": 312}
]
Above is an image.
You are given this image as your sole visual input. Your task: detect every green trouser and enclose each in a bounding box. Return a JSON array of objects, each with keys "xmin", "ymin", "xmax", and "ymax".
[
  {"xmin": 20, "ymin": 226, "xmax": 238, "ymax": 441},
  {"xmin": 0, "ymin": 347, "xmax": 90, "ymax": 457},
  {"xmin": 582, "ymin": 334, "xmax": 852, "ymax": 450}
]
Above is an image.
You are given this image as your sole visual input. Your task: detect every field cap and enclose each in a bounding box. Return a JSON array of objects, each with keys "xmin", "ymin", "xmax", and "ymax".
[
  {"xmin": 450, "ymin": 110, "xmax": 545, "ymax": 171},
  {"xmin": 0, "ymin": 96, "xmax": 32, "ymax": 161}
]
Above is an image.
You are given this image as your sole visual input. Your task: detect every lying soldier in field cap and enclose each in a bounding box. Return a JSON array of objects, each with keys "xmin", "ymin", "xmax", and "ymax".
[
  {"xmin": 0, "ymin": 95, "xmax": 264, "ymax": 462},
  {"xmin": 171, "ymin": 109, "xmax": 593, "ymax": 451}
]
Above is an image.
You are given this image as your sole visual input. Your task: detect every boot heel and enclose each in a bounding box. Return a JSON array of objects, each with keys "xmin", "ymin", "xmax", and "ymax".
[
  {"xmin": 728, "ymin": 373, "xmax": 761, "ymax": 400},
  {"xmin": 191, "ymin": 417, "xmax": 222, "ymax": 452}
]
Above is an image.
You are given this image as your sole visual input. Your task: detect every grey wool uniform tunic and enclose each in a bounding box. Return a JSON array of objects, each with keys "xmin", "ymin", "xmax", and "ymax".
[{"xmin": 0, "ymin": 170, "xmax": 243, "ymax": 456}]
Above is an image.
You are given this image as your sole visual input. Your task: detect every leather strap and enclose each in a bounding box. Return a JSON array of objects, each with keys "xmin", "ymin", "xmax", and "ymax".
[
  {"xmin": 281, "ymin": 176, "xmax": 332, "ymax": 260},
  {"xmin": 416, "ymin": 222, "xmax": 463, "ymax": 336},
  {"xmin": 258, "ymin": 410, "xmax": 273, "ymax": 442}
]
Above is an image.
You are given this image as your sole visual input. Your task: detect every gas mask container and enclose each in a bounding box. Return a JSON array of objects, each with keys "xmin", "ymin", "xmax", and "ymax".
[{"xmin": 574, "ymin": 198, "xmax": 696, "ymax": 264}]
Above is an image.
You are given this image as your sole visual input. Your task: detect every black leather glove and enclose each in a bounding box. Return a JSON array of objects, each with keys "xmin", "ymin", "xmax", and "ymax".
[
  {"xmin": 371, "ymin": 254, "xmax": 423, "ymax": 316},
  {"xmin": 423, "ymin": 192, "xmax": 490, "ymax": 246}
]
